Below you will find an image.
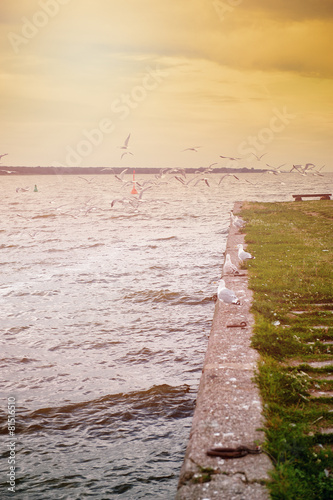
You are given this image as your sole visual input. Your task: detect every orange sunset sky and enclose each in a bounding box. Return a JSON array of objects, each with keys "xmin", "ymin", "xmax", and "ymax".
[{"xmin": 1, "ymin": 0, "xmax": 333, "ymax": 170}]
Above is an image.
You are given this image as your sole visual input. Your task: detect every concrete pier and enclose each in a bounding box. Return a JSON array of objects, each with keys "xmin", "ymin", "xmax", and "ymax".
[{"xmin": 176, "ymin": 202, "xmax": 272, "ymax": 500}]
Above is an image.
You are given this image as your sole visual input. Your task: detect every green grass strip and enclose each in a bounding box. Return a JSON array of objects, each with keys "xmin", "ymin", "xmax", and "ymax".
[{"xmin": 240, "ymin": 201, "xmax": 333, "ymax": 500}]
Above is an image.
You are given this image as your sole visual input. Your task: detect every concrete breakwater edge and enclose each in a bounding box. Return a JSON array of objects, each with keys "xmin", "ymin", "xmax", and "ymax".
[{"xmin": 176, "ymin": 201, "xmax": 272, "ymax": 500}]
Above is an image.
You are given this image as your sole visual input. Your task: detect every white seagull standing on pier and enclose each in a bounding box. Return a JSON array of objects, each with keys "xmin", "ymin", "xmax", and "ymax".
[
  {"xmin": 216, "ymin": 279, "xmax": 240, "ymax": 305},
  {"xmin": 237, "ymin": 244, "xmax": 254, "ymax": 263},
  {"xmin": 230, "ymin": 211, "xmax": 245, "ymax": 228},
  {"xmin": 223, "ymin": 254, "xmax": 240, "ymax": 275}
]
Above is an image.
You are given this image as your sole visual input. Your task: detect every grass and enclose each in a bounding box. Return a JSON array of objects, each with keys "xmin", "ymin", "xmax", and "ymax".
[{"xmin": 239, "ymin": 200, "xmax": 333, "ymax": 500}]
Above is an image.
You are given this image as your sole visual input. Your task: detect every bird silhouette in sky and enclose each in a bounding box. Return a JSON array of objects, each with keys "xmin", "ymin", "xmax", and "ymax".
[
  {"xmin": 182, "ymin": 146, "xmax": 201, "ymax": 152},
  {"xmin": 120, "ymin": 133, "xmax": 131, "ymax": 150},
  {"xmin": 251, "ymin": 152, "xmax": 267, "ymax": 161},
  {"xmin": 220, "ymin": 155, "xmax": 242, "ymax": 161}
]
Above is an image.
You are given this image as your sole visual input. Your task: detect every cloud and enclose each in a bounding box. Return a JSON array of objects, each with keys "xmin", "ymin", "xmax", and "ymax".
[
  {"xmin": 209, "ymin": 18, "xmax": 333, "ymax": 77},
  {"xmin": 0, "ymin": 0, "xmax": 332, "ymax": 167},
  {"xmin": 243, "ymin": 0, "xmax": 333, "ymax": 20},
  {"xmin": 2, "ymin": 0, "xmax": 332, "ymax": 78}
]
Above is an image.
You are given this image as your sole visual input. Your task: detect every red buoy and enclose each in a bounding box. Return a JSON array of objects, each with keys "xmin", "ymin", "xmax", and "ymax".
[{"xmin": 131, "ymin": 169, "xmax": 138, "ymax": 194}]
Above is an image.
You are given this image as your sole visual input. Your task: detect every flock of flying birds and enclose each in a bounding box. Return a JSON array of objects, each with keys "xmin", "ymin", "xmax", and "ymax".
[
  {"xmin": 1, "ymin": 134, "xmax": 328, "ymax": 212},
  {"xmin": 115, "ymin": 134, "xmax": 326, "ymax": 178},
  {"xmin": 5, "ymin": 139, "xmax": 328, "ymax": 299},
  {"xmin": 104, "ymin": 134, "xmax": 327, "ymax": 209}
]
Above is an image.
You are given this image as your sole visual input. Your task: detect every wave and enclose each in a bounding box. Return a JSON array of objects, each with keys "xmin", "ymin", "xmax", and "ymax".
[
  {"xmin": 79, "ymin": 243, "xmax": 105, "ymax": 249},
  {"xmin": 153, "ymin": 236, "xmax": 178, "ymax": 241},
  {"xmin": 0, "ymin": 385, "xmax": 194, "ymax": 436},
  {"xmin": 11, "ymin": 289, "xmax": 60, "ymax": 297},
  {"xmin": 45, "ymin": 242, "xmax": 104, "ymax": 253},
  {"xmin": 118, "ymin": 347, "xmax": 175, "ymax": 365},
  {"xmin": 123, "ymin": 289, "xmax": 215, "ymax": 305},
  {"xmin": 0, "ymin": 357, "xmax": 39, "ymax": 368},
  {"xmin": 0, "ymin": 244, "xmax": 18, "ymax": 249},
  {"xmin": 32, "ymin": 213, "xmax": 58, "ymax": 219}
]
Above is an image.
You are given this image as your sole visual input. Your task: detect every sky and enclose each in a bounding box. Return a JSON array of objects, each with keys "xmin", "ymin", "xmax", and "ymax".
[{"xmin": 1, "ymin": 0, "xmax": 333, "ymax": 171}]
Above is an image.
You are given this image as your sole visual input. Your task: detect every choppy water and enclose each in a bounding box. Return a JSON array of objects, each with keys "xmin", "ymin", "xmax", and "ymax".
[{"xmin": 0, "ymin": 172, "xmax": 332, "ymax": 499}]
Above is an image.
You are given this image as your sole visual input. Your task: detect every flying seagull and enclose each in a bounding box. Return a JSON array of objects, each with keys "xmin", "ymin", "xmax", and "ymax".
[
  {"xmin": 155, "ymin": 168, "xmax": 170, "ymax": 179},
  {"xmin": 290, "ymin": 165, "xmax": 307, "ymax": 176},
  {"xmin": 182, "ymin": 146, "xmax": 201, "ymax": 152},
  {"xmin": 101, "ymin": 167, "xmax": 116, "ymax": 173},
  {"xmin": 310, "ymin": 165, "xmax": 325, "ymax": 177},
  {"xmin": 137, "ymin": 185, "xmax": 153, "ymax": 200},
  {"xmin": 121, "ymin": 151, "xmax": 134, "ymax": 160},
  {"xmin": 171, "ymin": 174, "xmax": 201, "ymax": 187},
  {"xmin": 115, "ymin": 168, "xmax": 129, "ymax": 182},
  {"xmin": 173, "ymin": 175, "xmax": 186, "ymax": 185},
  {"xmin": 266, "ymin": 163, "xmax": 286, "ymax": 170},
  {"xmin": 167, "ymin": 168, "xmax": 186, "ymax": 178},
  {"xmin": 251, "ymin": 152, "xmax": 267, "ymax": 161},
  {"xmin": 111, "ymin": 197, "xmax": 133, "ymax": 208},
  {"xmin": 194, "ymin": 177, "xmax": 210, "ymax": 187},
  {"xmin": 78, "ymin": 176, "xmax": 96, "ymax": 183},
  {"xmin": 220, "ymin": 155, "xmax": 242, "ymax": 161},
  {"xmin": 264, "ymin": 163, "xmax": 286, "ymax": 175},
  {"xmin": 120, "ymin": 133, "xmax": 131, "ymax": 150},
  {"xmin": 303, "ymin": 163, "xmax": 325, "ymax": 176},
  {"xmin": 218, "ymin": 174, "xmax": 240, "ymax": 185}
]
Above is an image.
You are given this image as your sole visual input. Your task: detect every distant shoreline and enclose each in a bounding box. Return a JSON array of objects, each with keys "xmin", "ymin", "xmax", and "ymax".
[{"xmin": 0, "ymin": 166, "xmax": 268, "ymax": 175}]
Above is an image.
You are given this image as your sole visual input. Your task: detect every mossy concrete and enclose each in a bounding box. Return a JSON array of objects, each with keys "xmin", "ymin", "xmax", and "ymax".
[{"xmin": 176, "ymin": 202, "xmax": 272, "ymax": 500}]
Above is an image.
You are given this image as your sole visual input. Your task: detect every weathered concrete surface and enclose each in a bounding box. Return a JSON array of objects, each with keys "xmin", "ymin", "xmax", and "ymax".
[{"xmin": 176, "ymin": 202, "xmax": 272, "ymax": 500}]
